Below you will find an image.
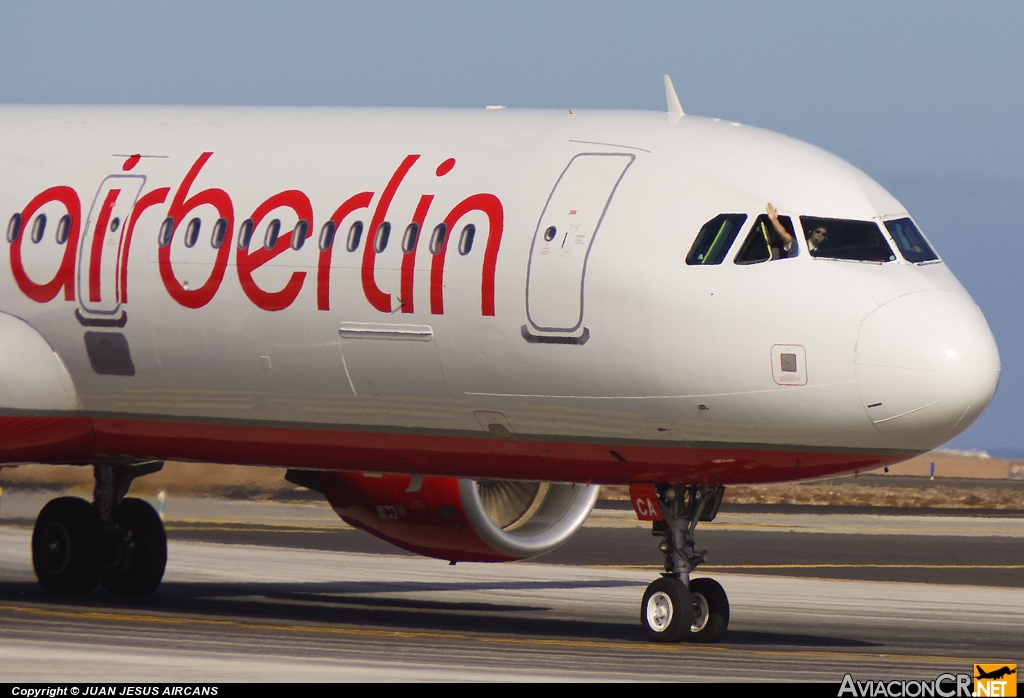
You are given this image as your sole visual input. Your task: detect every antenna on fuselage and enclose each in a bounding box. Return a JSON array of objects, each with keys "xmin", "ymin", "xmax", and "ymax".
[{"xmin": 664, "ymin": 75, "xmax": 684, "ymax": 116}]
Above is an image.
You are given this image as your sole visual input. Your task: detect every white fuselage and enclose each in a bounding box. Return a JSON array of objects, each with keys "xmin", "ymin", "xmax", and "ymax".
[{"xmin": 0, "ymin": 105, "xmax": 1000, "ymax": 484}]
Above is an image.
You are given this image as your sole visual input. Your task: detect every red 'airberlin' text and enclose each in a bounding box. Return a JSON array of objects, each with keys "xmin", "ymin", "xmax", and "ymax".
[{"xmin": 8, "ymin": 153, "xmax": 504, "ymax": 315}]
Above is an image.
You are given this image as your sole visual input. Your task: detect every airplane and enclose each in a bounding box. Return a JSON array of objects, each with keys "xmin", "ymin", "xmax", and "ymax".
[
  {"xmin": 0, "ymin": 76, "xmax": 1000, "ymax": 644},
  {"xmin": 975, "ymin": 667, "xmax": 1017, "ymax": 681}
]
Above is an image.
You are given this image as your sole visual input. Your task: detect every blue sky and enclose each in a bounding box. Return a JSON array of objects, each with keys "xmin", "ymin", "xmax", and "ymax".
[{"xmin": 2, "ymin": 1, "xmax": 1021, "ymax": 451}]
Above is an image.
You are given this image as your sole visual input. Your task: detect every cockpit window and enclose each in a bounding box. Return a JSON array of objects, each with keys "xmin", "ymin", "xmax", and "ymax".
[
  {"xmin": 686, "ymin": 214, "xmax": 747, "ymax": 265},
  {"xmin": 734, "ymin": 214, "xmax": 796, "ymax": 265},
  {"xmin": 799, "ymin": 216, "xmax": 896, "ymax": 263},
  {"xmin": 884, "ymin": 218, "xmax": 938, "ymax": 263}
]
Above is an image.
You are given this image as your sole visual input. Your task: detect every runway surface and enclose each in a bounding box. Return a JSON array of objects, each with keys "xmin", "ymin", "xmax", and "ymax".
[{"xmin": 0, "ymin": 492, "xmax": 1021, "ymax": 681}]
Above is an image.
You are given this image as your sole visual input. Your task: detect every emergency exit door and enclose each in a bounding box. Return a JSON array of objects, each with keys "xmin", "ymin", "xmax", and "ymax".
[{"xmin": 524, "ymin": 153, "xmax": 634, "ymax": 341}]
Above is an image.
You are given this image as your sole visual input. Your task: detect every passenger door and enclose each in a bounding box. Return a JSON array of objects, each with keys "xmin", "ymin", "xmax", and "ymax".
[
  {"xmin": 77, "ymin": 174, "xmax": 146, "ymax": 324},
  {"xmin": 524, "ymin": 153, "xmax": 634, "ymax": 342}
]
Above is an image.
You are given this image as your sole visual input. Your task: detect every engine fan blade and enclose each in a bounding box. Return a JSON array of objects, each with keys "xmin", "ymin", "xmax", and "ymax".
[{"xmin": 476, "ymin": 480, "xmax": 543, "ymax": 529}]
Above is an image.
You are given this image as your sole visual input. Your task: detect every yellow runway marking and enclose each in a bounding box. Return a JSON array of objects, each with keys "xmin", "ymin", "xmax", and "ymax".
[{"xmin": 0, "ymin": 602, "xmax": 979, "ymax": 665}]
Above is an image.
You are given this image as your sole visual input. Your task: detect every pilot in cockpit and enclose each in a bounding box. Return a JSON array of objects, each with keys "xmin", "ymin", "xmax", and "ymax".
[
  {"xmin": 765, "ymin": 203, "xmax": 798, "ymax": 257},
  {"xmin": 805, "ymin": 224, "xmax": 828, "ymax": 253}
]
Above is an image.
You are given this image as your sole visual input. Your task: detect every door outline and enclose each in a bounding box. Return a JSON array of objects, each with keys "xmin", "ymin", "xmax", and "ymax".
[
  {"xmin": 524, "ymin": 152, "xmax": 635, "ymax": 336},
  {"xmin": 76, "ymin": 174, "xmax": 146, "ymax": 324}
]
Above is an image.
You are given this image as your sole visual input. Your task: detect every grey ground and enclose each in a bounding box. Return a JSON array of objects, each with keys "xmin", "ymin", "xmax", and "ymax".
[{"xmin": 0, "ymin": 491, "xmax": 1020, "ymax": 682}]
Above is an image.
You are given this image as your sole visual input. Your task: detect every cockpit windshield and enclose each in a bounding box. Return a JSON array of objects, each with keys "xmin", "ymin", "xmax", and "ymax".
[
  {"xmin": 734, "ymin": 214, "xmax": 796, "ymax": 265},
  {"xmin": 799, "ymin": 217, "xmax": 896, "ymax": 263},
  {"xmin": 686, "ymin": 214, "xmax": 747, "ymax": 265},
  {"xmin": 884, "ymin": 218, "xmax": 939, "ymax": 263}
]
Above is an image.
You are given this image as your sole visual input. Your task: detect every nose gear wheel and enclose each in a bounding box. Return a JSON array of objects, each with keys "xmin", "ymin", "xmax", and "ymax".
[{"xmin": 641, "ymin": 576, "xmax": 693, "ymax": 642}]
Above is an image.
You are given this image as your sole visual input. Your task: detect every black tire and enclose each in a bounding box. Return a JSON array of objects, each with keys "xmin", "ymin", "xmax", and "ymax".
[
  {"xmin": 100, "ymin": 498, "xmax": 167, "ymax": 596},
  {"xmin": 688, "ymin": 577, "xmax": 730, "ymax": 643},
  {"xmin": 32, "ymin": 497, "xmax": 101, "ymax": 594},
  {"xmin": 641, "ymin": 576, "xmax": 693, "ymax": 643}
]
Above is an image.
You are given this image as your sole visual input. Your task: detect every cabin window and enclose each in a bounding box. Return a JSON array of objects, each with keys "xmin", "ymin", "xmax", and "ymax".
[
  {"xmin": 184, "ymin": 218, "xmax": 201, "ymax": 248},
  {"xmin": 6, "ymin": 213, "xmax": 22, "ymax": 243},
  {"xmin": 237, "ymin": 219, "xmax": 255, "ymax": 249},
  {"xmin": 429, "ymin": 223, "xmax": 447, "ymax": 255},
  {"xmin": 543, "ymin": 225, "xmax": 557, "ymax": 242},
  {"xmin": 402, "ymin": 222, "xmax": 419, "ymax": 254},
  {"xmin": 263, "ymin": 219, "xmax": 281, "ymax": 250},
  {"xmin": 458, "ymin": 224, "xmax": 476, "ymax": 256},
  {"xmin": 373, "ymin": 222, "xmax": 391, "ymax": 253},
  {"xmin": 346, "ymin": 221, "xmax": 363, "ymax": 252},
  {"xmin": 31, "ymin": 214, "xmax": 47, "ymax": 244},
  {"xmin": 291, "ymin": 219, "xmax": 310, "ymax": 250},
  {"xmin": 319, "ymin": 221, "xmax": 337, "ymax": 251},
  {"xmin": 884, "ymin": 218, "xmax": 938, "ymax": 263},
  {"xmin": 800, "ymin": 216, "xmax": 896, "ymax": 262},
  {"xmin": 110, "ymin": 217, "xmax": 121, "ymax": 233},
  {"xmin": 734, "ymin": 214, "xmax": 796, "ymax": 265},
  {"xmin": 55, "ymin": 214, "xmax": 71, "ymax": 245},
  {"xmin": 686, "ymin": 214, "xmax": 746, "ymax": 265},
  {"xmin": 210, "ymin": 218, "xmax": 228, "ymax": 249},
  {"xmin": 158, "ymin": 217, "xmax": 175, "ymax": 247}
]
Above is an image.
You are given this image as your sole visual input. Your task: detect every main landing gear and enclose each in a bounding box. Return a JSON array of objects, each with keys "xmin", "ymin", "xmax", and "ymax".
[
  {"xmin": 641, "ymin": 485, "xmax": 729, "ymax": 643},
  {"xmin": 32, "ymin": 462, "xmax": 167, "ymax": 596}
]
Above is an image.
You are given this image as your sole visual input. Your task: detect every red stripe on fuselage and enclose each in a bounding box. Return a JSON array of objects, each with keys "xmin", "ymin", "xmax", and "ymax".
[
  {"xmin": 0, "ymin": 414, "xmax": 904, "ymax": 484},
  {"xmin": 0, "ymin": 415, "xmax": 94, "ymax": 463}
]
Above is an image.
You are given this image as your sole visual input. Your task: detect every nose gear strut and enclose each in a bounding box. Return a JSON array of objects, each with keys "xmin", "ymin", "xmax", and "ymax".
[
  {"xmin": 654, "ymin": 485, "xmax": 723, "ymax": 583},
  {"xmin": 640, "ymin": 484, "xmax": 729, "ymax": 643}
]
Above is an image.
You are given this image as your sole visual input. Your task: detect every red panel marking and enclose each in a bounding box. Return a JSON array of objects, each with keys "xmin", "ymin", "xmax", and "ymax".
[
  {"xmin": 629, "ymin": 483, "xmax": 663, "ymax": 521},
  {"xmin": 122, "ymin": 154, "xmax": 142, "ymax": 171},
  {"xmin": 400, "ymin": 194, "xmax": 434, "ymax": 314},
  {"xmin": 435, "ymin": 158, "xmax": 455, "ymax": 177},
  {"xmin": 10, "ymin": 186, "xmax": 81, "ymax": 302},
  {"xmin": 236, "ymin": 190, "xmax": 313, "ymax": 311},
  {"xmin": 88, "ymin": 188, "xmax": 120, "ymax": 302},
  {"xmin": 361, "ymin": 154, "xmax": 420, "ymax": 313}
]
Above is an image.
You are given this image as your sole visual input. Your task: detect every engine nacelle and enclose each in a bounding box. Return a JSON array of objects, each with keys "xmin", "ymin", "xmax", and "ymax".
[{"xmin": 319, "ymin": 472, "xmax": 600, "ymax": 562}]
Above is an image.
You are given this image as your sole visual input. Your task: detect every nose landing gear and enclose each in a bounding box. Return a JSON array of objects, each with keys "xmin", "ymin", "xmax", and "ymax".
[
  {"xmin": 31, "ymin": 462, "xmax": 167, "ymax": 596},
  {"xmin": 640, "ymin": 485, "xmax": 729, "ymax": 643}
]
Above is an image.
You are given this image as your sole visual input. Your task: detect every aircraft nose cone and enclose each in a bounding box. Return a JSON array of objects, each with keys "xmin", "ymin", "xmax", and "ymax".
[{"xmin": 856, "ymin": 290, "xmax": 1000, "ymax": 449}]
